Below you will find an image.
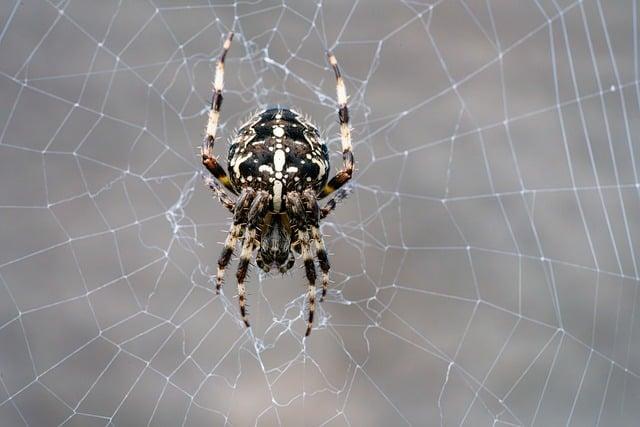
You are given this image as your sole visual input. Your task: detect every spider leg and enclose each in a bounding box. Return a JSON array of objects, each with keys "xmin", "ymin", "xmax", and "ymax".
[
  {"xmin": 287, "ymin": 192, "xmax": 317, "ymax": 336},
  {"xmin": 303, "ymin": 189, "xmax": 331, "ymax": 302},
  {"xmin": 319, "ymin": 52, "xmax": 354, "ymax": 199},
  {"xmin": 300, "ymin": 229, "xmax": 316, "ymax": 336},
  {"xmin": 235, "ymin": 190, "xmax": 270, "ymax": 328},
  {"xmin": 203, "ymin": 176, "xmax": 235, "ymax": 213},
  {"xmin": 216, "ymin": 188, "xmax": 255, "ymax": 292},
  {"xmin": 319, "ymin": 187, "xmax": 352, "ymax": 220},
  {"xmin": 236, "ymin": 233, "xmax": 253, "ymax": 327},
  {"xmin": 201, "ymin": 32, "xmax": 237, "ymax": 195}
]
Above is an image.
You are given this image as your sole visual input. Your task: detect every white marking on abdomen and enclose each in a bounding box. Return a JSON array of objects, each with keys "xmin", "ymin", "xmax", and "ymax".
[
  {"xmin": 312, "ymin": 157, "xmax": 326, "ymax": 179},
  {"xmin": 231, "ymin": 152, "xmax": 253, "ymax": 178},
  {"xmin": 273, "ymin": 180, "xmax": 283, "ymax": 211},
  {"xmin": 259, "ymin": 164, "xmax": 274, "ymax": 174},
  {"xmin": 274, "ymin": 149, "xmax": 285, "ymax": 171}
]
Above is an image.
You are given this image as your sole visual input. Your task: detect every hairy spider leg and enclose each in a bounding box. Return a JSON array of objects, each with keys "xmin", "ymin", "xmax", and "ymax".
[
  {"xmin": 204, "ymin": 176, "xmax": 235, "ymax": 213},
  {"xmin": 300, "ymin": 230, "xmax": 317, "ymax": 337},
  {"xmin": 287, "ymin": 192, "xmax": 318, "ymax": 336},
  {"xmin": 320, "ymin": 52, "xmax": 354, "ymax": 199},
  {"xmin": 216, "ymin": 188, "xmax": 255, "ymax": 292},
  {"xmin": 320, "ymin": 187, "xmax": 352, "ymax": 220},
  {"xmin": 303, "ymin": 189, "xmax": 331, "ymax": 302},
  {"xmin": 235, "ymin": 191, "xmax": 270, "ymax": 327},
  {"xmin": 202, "ymin": 32, "xmax": 237, "ymax": 195}
]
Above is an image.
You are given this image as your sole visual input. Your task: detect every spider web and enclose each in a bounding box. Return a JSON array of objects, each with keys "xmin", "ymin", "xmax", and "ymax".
[{"xmin": 1, "ymin": 0, "xmax": 639, "ymax": 425}]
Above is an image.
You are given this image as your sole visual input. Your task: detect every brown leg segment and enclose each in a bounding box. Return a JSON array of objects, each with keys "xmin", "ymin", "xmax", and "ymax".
[
  {"xmin": 235, "ymin": 191, "xmax": 270, "ymax": 328},
  {"xmin": 216, "ymin": 188, "xmax": 255, "ymax": 293},
  {"xmin": 303, "ymin": 189, "xmax": 331, "ymax": 302},
  {"xmin": 201, "ymin": 32, "xmax": 237, "ymax": 195},
  {"xmin": 319, "ymin": 187, "xmax": 352, "ymax": 219},
  {"xmin": 320, "ymin": 52, "xmax": 354, "ymax": 199},
  {"xmin": 287, "ymin": 192, "xmax": 318, "ymax": 336}
]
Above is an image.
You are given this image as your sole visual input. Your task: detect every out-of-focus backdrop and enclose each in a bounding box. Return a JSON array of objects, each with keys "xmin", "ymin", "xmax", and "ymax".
[{"xmin": 1, "ymin": 1, "xmax": 639, "ymax": 425}]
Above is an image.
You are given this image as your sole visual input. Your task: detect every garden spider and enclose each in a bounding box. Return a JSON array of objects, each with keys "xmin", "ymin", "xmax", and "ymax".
[{"xmin": 201, "ymin": 33, "xmax": 353, "ymax": 336}]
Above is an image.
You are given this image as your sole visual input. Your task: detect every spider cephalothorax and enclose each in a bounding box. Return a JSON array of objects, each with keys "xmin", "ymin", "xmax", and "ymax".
[{"xmin": 201, "ymin": 33, "xmax": 354, "ymax": 336}]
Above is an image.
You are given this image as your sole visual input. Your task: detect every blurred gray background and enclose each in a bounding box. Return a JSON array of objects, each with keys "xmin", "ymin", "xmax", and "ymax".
[{"xmin": 1, "ymin": 0, "xmax": 639, "ymax": 425}]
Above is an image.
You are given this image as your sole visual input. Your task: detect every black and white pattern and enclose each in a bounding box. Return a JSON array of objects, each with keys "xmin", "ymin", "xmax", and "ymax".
[
  {"xmin": 228, "ymin": 107, "xmax": 330, "ymax": 212},
  {"xmin": 201, "ymin": 33, "xmax": 354, "ymax": 336}
]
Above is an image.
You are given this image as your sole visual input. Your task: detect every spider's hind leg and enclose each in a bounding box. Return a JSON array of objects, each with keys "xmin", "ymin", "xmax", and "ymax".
[
  {"xmin": 235, "ymin": 191, "xmax": 270, "ymax": 327},
  {"xmin": 303, "ymin": 189, "xmax": 331, "ymax": 302},
  {"xmin": 287, "ymin": 192, "xmax": 318, "ymax": 336},
  {"xmin": 216, "ymin": 188, "xmax": 255, "ymax": 293}
]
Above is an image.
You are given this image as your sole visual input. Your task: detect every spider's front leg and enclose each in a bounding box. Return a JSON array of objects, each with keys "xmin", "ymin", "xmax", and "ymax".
[
  {"xmin": 235, "ymin": 191, "xmax": 270, "ymax": 327},
  {"xmin": 319, "ymin": 52, "xmax": 354, "ymax": 199},
  {"xmin": 201, "ymin": 32, "xmax": 237, "ymax": 195},
  {"xmin": 287, "ymin": 192, "xmax": 317, "ymax": 336}
]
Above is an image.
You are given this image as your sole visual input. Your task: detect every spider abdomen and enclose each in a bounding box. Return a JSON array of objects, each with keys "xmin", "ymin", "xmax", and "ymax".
[{"xmin": 228, "ymin": 107, "xmax": 330, "ymax": 212}]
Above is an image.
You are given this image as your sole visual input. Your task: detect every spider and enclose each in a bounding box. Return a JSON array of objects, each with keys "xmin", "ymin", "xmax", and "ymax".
[{"xmin": 201, "ymin": 33, "xmax": 354, "ymax": 336}]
